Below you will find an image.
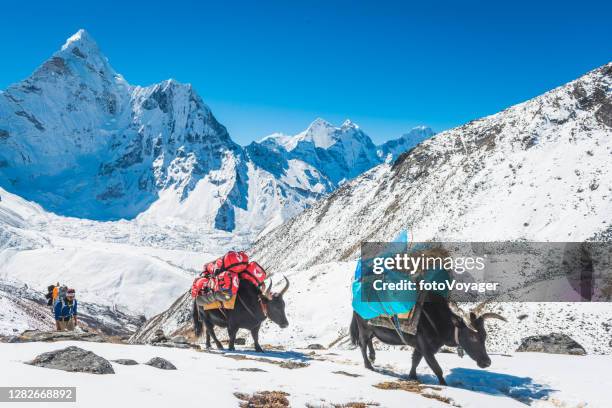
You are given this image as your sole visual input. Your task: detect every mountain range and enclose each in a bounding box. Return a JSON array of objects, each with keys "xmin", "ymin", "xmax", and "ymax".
[{"xmin": 0, "ymin": 29, "xmax": 433, "ymax": 238}]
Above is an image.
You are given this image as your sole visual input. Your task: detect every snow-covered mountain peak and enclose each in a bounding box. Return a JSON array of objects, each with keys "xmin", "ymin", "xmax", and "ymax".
[
  {"xmin": 309, "ymin": 117, "xmax": 333, "ymax": 128},
  {"xmin": 61, "ymin": 29, "xmax": 97, "ymax": 51},
  {"xmin": 52, "ymin": 29, "xmax": 118, "ymax": 80},
  {"xmin": 341, "ymin": 119, "xmax": 358, "ymax": 129},
  {"xmin": 293, "ymin": 117, "xmax": 338, "ymax": 149},
  {"xmin": 377, "ymin": 125, "xmax": 435, "ymax": 162},
  {"xmin": 281, "ymin": 117, "xmax": 364, "ymax": 151}
]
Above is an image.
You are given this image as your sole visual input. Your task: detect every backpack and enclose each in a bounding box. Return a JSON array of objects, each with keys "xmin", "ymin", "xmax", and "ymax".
[
  {"xmin": 59, "ymin": 297, "xmax": 76, "ymax": 317},
  {"xmin": 58, "ymin": 285, "xmax": 68, "ymax": 300},
  {"xmin": 45, "ymin": 285, "xmax": 54, "ymax": 305},
  {"xmin": 52, "ymin": 286, "xmax": 60, "ymax": 303}
]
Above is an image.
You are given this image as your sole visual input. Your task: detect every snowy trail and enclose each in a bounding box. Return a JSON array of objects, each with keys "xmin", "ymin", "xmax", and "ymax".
[{"xmin": 0, "ymin": 341, "xmax": 608, "ymax": 407}]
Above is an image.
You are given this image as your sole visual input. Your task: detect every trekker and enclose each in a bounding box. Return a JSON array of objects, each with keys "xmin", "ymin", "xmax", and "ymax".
[
  {"xmin": 54, "ymin": 288, "xmax": 78, "ymax": 331},
  {"xmin": 45, "ymin": 284, "xmax": 56, "ymax": 306}
]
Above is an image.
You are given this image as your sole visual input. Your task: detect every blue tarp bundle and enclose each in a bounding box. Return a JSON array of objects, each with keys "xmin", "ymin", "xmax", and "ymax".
[
  {"xmin": 351, "ymin": 230, "xmax": 415, "ymax": 319},
  {"xmin": 351, "ymin": 231, "xmax": 449, "ymax": 320}
]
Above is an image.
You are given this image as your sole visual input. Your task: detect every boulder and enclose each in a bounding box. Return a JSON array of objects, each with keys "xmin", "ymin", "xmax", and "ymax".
[
  {"xmin": 11, "ymin": 330, "xmax": 108, "ymax": 343},
  {"xmin": 26, "ymin": 346, "xmax": 115, "ymax": 374},
  {"xmin": 150, "ymin": 329, "xmax": 168, "ymax": 344},
  {"xmin": 516, "ymin": 333, "xmax": 586, "ymax": 355},
  {"xmin": 145, "ymin": 357, "xmax": 176, "ymax": 370},
  {"xmin": 171, "ymin": 335, "xmax": 188, "ymax": 344},
  {"xmin": 307, "ymin": 343, "xmax": 325, "ymax": 350},
  {"xmin": 112, "ymin": 359, "xmax": 139, "ymax": 365}
]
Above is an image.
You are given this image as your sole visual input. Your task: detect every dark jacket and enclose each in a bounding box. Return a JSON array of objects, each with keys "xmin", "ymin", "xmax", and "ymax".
[{"xmin": 54, "ymin": 298, "xmax": 77, "ymax": 320}]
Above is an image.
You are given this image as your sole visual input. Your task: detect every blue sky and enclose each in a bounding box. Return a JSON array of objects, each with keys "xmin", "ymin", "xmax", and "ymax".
[{"xmin": 1, "ymin": 0, "xmax": 611, "ymax": 144}]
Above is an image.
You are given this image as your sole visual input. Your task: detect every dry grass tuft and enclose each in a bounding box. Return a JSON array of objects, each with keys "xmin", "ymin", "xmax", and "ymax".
[
  {"xmin": 234, "ymin": 390, "xmax": 290, "ymax": 408},
  {"xmin": 373, "ymin": 380, "xmax": 458, "ymax": 406}
]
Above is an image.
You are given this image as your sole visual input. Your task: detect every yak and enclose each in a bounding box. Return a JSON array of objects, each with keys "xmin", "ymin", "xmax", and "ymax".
[
  {"xmin": 193, "ymin": 277, "xmax": 290, "ymax": 352},
  {"xmin": 350, "ymin": 292, "xmax": 506, "ymax": 385}
]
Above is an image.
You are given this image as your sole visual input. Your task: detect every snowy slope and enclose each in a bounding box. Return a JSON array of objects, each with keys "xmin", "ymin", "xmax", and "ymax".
[
  {"xmin": 0, "ymin": 186, "xmax": 215, "ymax": 318},
  {"xmin": 1, "ymin": 340, "xmax": 610, "ymax": 407}
]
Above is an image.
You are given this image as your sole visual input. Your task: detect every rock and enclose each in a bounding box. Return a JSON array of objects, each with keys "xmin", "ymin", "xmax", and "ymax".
[
  {"xmin": 112, "ymin": 359, "xmax": 138, "ymax": 365},
  {"xmin": 171, "ymin": 335, "xmax": 188, "ymax": 344},
  {"xmin": 26, "ymin": 346, "xmax": 114, "ymax": 374},
  {"xmin": 516, "ymin": 333, "xmax": 586, "ymax": 355},
  {"xmin": 150, "ymin": 329, "xmax": 168, "ymax": 344},
  {"xmin": 279, "ymin": 361, "xmax": 309, "ymax": 369},
  {"xmin": 145, "ymin": 357, "xmax": 176, "ymax": 370},
  {"xmin": 12, "ymin": 330, "xmax": 108, "ymax": 343},
  {"xmin": 152, "ymin": 341, "xmax": 193, "ymax": 349},
  {"xmin": 307, "ymin": 343, "xmax": 325, "ymax": 350},
  {"xmin": 236, "ymin": 367, "xmax": 267, "ymax": 372}
]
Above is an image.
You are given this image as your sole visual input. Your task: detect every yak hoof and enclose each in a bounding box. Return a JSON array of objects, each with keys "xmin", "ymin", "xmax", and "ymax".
[
  {"xmin": 369, "ymin": 353, "xmax": 376, "ymax": 362},
  {"xmin": 408, "ymin": 373, "xmax": 418, "ymax": 381},
  {"xmin": 438, "ymin": 378, "xmax": 447, "ymax": 386}
]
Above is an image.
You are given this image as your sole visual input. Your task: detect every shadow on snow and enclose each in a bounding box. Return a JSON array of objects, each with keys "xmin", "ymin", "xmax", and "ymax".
[
  {"xmin": 218, "ymin": 349, "xmax": 312, "ymax": 362},
  {"xmin": 372, "ymin": 366, "xmax": 555, "ymax": 405}
]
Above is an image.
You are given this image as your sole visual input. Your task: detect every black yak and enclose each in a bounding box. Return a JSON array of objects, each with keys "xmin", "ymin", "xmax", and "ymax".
[
  {"xmin": 193, "ymin": 277, "xmax": 289, "ymax": 352},
  {"xmin": 350, "ymin": 292, "xmax": 506, "ymax": 385}
]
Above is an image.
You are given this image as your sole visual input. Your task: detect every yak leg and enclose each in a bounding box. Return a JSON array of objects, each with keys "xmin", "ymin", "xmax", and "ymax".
[
  {"xmin": 408, "ymin": 349, "xmax": 422, "ymax": 380},
  {"xmin": 422, "ymin": 350, "xmax": 446, "ymax": 385},
  {"xmin": 359, "ymin": 332, "xmax": 374, "ymax": 370},
  {"xmin": 367, "ymin": 338, "xmax": 376, "ymax": 362},
  {"xmin": 250, "ymin": 324, "xmax": 264, "ymax": 353},
  {"xmin": 227, "ymin": 324, "xmax": 239, "ymax": 351},
  {"xmin": 204, "ymin": 320, "xmax": 223, "ymax": 350},
  {"xmin": 417, "ymin": 336, "xmax": 446, "ymax": 385}
]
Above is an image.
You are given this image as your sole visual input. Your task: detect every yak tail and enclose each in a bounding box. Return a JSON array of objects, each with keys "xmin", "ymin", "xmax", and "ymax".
[
  {"xmin": 350, "ymin": 313, "xmax": 359, "ymax": 346},
  {"xmin": 192, "ymin": 300, "xmax": 202, "ymax": 337}
]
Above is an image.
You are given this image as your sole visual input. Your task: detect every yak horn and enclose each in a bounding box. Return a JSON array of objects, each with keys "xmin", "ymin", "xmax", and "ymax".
[
  {"xmin": 479, "ymin": 312, "xmax": 507, "ymax": 322},
  {"xmin": 470, "ymin": 300, "xmax": 491, "ymax": 318},
  {"xmin": 263, "ymin": 278, "xmax": 273, "ymax": 299},
  {"xmin": 279, "ymin": 275, "xmax": 290, "ymax": 296},
  {"xmin": 448, "ymin": 300, "xmax": 478, "ymax": 332}
]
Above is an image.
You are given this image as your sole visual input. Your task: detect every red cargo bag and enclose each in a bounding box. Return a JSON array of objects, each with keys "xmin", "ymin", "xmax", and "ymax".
[
  {"xmin": 222, "ymin": 251, "xmax": 249, "ymax": 273},
  {"xmin": 241, "ymin": 261, "xmax": 267, "ymax": 287}
]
